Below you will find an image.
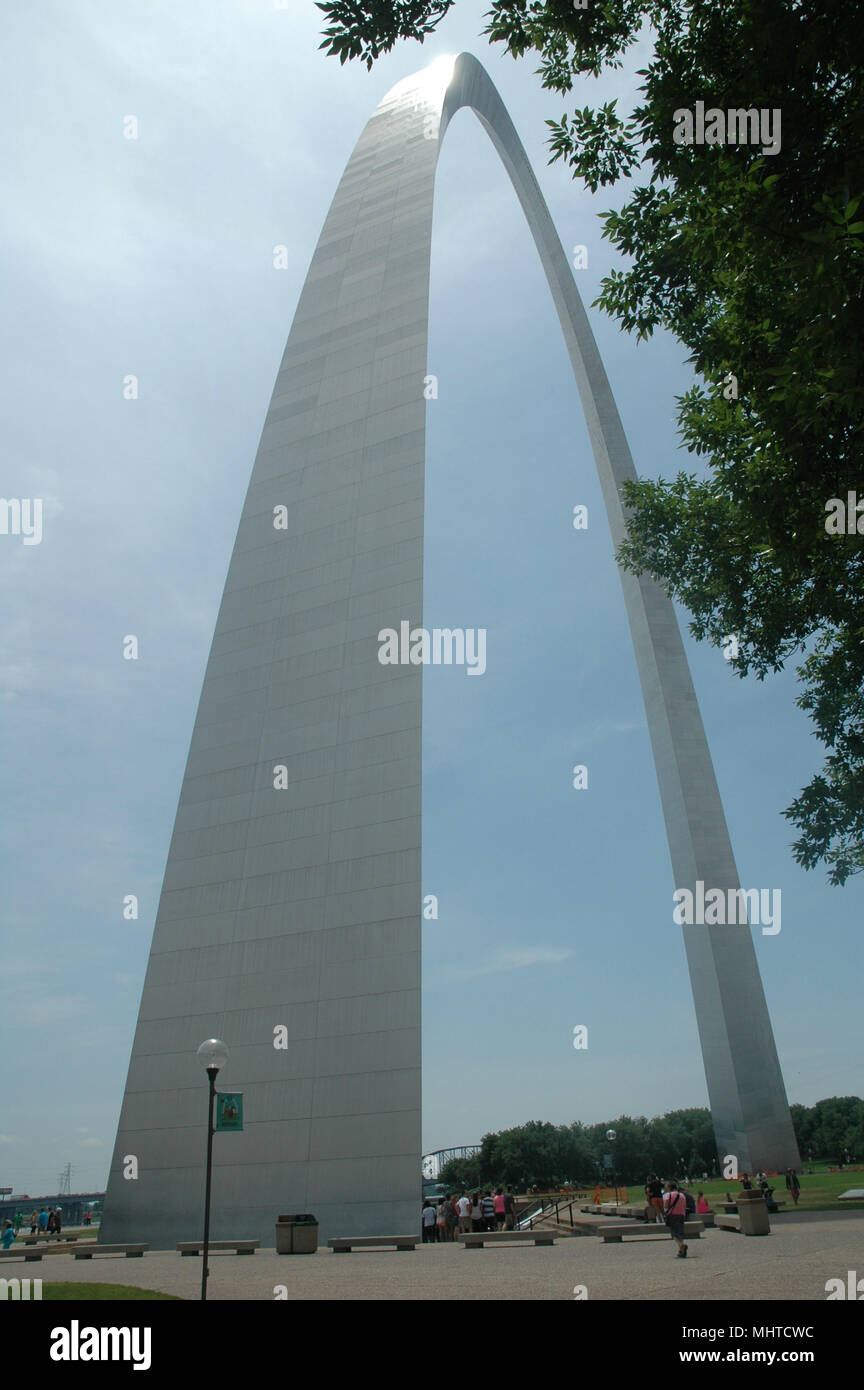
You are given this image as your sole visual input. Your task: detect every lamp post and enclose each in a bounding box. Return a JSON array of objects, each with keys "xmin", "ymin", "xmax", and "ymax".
[
  {"xmin": 197, "ymin": 1038, "xmax": 228, "ymax": 1302},
  {"xmin": 606, "ymin": 1129, "xmax": 618, "ymax": 1205}
]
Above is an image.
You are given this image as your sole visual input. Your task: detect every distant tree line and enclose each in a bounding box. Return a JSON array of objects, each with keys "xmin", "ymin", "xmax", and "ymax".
[
  {"xmin": 436, "ymin": 1099, "xmax": 864, "ymax": 1190},
  {"xmin": 790, "ymin": 1096, "xmax": 864, "ymax": 1166}
]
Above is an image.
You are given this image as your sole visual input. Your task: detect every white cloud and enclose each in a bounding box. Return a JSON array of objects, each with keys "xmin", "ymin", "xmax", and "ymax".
[{"xmin": 448, "ymin": 946, "xmax": 572, "ymax": 981}]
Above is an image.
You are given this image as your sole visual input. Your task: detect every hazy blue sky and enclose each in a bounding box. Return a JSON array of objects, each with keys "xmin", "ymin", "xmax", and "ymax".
[{"xmin": 1, "ymin": 1, "xmax": 859, "ymax": 1198}]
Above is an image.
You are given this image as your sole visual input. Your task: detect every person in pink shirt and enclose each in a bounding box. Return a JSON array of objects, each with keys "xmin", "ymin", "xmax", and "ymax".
[
  {"xmin": 493, "ymin": 1188, "xmax": 506, "ymax": 1231},
  {"xmin": 663, "ymin": 1180, "xmax": 689, "ymax": 1258},
  {"xmin": 696, "ymin": 1191, "xmax": 711, "ymax": 1215}
]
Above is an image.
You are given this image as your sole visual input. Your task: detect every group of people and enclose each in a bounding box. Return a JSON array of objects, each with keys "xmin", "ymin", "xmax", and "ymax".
[
  {"xmin": 740, "ymin": 1168, "xmax": 802, "ymax": 1205},
  {"xmin": 644, "ymin": 1175, "xmax": 706, "ymax": 1257},
  {"xmin": 421, "ymin": 1189, "xmax": 517, "ymax": 1241},
  {"xmin": 29, "ymin": 1206, "xmax": 63, "ymax": 1234},
  {"xmin": 643, "ymin": 1165, "xmax": 805, "ymax": 1257},
  {"xmin": 0, "ymin": 1207, "xmax": 65, "ymax": 1251}
]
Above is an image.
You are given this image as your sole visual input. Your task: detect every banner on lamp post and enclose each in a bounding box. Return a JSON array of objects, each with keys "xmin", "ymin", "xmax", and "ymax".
[{"xmin": 215, "ymin": 1093, "xmax": 243, "ymax": 1132}]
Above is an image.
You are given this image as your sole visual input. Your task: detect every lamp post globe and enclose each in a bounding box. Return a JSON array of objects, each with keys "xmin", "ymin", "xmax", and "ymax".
[{"xmin": 197, "ymin": 1038, "xmax": 229, "ymax": 1075}]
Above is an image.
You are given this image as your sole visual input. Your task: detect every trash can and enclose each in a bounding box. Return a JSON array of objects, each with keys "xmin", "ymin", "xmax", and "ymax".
[
  {"xmin": 737, "ymin": 1189, "xmax": 770, "ymax": 1235},
  {"xmin": 276, "ymin": 1213, "xmax": 318, "ymax": 1254}
]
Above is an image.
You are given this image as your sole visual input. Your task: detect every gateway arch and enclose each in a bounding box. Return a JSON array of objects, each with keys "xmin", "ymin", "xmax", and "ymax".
[{"xmin": 102, "ymin": 53, "xmax": 798, "ymax": 1246}]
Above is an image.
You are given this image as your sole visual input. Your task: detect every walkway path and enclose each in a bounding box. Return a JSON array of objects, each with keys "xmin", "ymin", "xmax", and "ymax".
[{"xmin": 3, "ymin": 1212, "xmax": 859, "ymax": 1301}]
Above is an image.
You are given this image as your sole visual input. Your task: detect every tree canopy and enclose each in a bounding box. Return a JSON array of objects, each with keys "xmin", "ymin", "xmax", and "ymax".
[
  {"xmin": 435, "ymin": 1099, "xmax": 863, "ymax": 1188},
  {"xmin": 317, "ymin": 0, "xmax": 864, "ymax": 883}
]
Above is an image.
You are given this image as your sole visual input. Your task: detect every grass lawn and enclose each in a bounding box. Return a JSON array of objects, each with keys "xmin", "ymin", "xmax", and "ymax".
[
  {"xmin": 686, "ymin": 1169, "xmax": 864, "ymax": 1212},
  {"xmin": 600, "ymin": 1169, "xmax": 864, "ymax": 1213},
  {"xmin": 40, "ymin": 1284, "xmax": 183, "ymax": 1301},
  {"xmin": 539, "ymin": 1168, "xmax": 864, "ymax": 1213}
]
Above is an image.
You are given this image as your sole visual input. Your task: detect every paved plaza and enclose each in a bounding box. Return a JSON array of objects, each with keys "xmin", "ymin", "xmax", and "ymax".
[{"xmin": 4, "ymin": 1212, "xmax": 860, "ymax": 1301}]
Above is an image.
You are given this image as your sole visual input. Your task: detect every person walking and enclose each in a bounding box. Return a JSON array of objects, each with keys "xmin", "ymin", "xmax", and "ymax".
[
  {"xmin": 663, "ymin": 1180, "xmax": 689, "ymax": 1258},
  {"xmin": 39, "ymin": 1207, "xmax": 49, "ymax": 1232},
  {"xmin": 503, "ymin": 1189, "xmax": 516, "ymax": 1230},
  {"xmin": 54, "ymin": 1208, "xmax": 63, "ymax": 1234},
  {"xmin": 785, "ymin": 1168, "xmax": 801, "ymax": 1206},
  {"xmin": 1, "ymin": 1220, "xmax": 16, "ymax": 1252},
  {"xmin": 29, "ymin": 1210, "xmax": 39, "ymax": 1235},
  {"xmin": 46, "ymin": 1210, "xmax": 56, "ymax": 1235},
  {"xmin": 457, "ymin": 1191, "xmax": 472, "ymax": 1234},
  {"xmin": 13, "ymin": 1212, "xmax": 23, "ymax": 1233}
]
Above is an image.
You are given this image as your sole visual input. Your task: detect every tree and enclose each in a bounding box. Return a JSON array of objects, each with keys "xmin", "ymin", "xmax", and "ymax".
[
  {"xmin": 317, "ymin": 0, "xmax": 864, "ymax": 883},
  {"xmin": 438, "ymin": 1154, "xmax": 483, "ymax": 1188},
  {"xmin": 806, "ymin": 1096, "xmax": 864, "ymax": 1160},
  {"xmin": 790, "ymin": 1102, "xmax": 816, "ymax": 1159}
]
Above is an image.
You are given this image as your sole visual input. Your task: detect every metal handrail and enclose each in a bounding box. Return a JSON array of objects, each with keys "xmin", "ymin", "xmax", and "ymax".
[{"xmin": 519, "ymin": 1192, "xmax": 589, "ymax": 1229}]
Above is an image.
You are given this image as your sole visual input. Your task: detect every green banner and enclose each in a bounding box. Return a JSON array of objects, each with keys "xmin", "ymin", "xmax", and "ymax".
[{"xmin": 215, "ymin": 1093, "xmax": 243, "ymax": 1132}]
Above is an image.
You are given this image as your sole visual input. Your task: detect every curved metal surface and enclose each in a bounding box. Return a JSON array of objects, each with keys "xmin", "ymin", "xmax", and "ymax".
[{"xmin": 103, "ymin": 54, "xmax": 797, "ymax": 1249}]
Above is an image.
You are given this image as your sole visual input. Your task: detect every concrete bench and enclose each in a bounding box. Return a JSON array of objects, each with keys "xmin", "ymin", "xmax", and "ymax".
[
  {"xmin": 598, "ymin": 1221, "xmax": 704, "ymax": 1243},
  {"xmin": 715, "ymin": 1214, "xmax": 741, "ymax": 1231},
  {"xmin": 720, "ymin": 1200, "xmax": 785, "ymax": 1214},
  {"xmin": 74, "ymin": 1244, "xmax": 148, "ymax": 1259},
  {"xmin": 3, "ymin": 1243, "xmax": 79, "ymax": 1262},
  {"xmin": 328, "ymin": 1235, "xmax": 417, "ymax": 1253},
  {"xmin": 461, "ymin": 1230, "xmax": 556, "ymax": 1249},
  {"xmin": 177, "ymin": 1240, "xmax": 259, "ymax": 1256},
  {"xmin": 22, "ymin": 1234, "xmax": 78, "ymax": 1245}
]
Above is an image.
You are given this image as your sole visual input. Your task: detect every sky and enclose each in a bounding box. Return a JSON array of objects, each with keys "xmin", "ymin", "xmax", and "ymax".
[{"xmin": 1, "ymin": 0, "xmax": 860, "ymax": 1198}]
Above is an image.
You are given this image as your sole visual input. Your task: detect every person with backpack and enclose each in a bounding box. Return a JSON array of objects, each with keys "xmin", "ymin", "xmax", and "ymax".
[{"xmin": 663, "ymin": 1180, "xmax": 689, "ymax": 1258}]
